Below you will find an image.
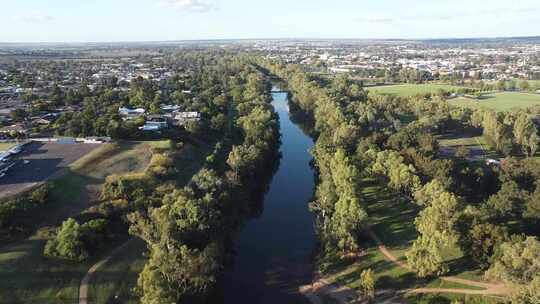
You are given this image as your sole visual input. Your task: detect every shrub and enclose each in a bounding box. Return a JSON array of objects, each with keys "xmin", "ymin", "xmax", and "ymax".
[{"xmin": 44, "ymin": 218, "xmax": 88, "ymax": 261}]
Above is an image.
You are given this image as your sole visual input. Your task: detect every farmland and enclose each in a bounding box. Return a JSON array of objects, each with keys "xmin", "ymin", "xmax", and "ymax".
[
  {"xmin": 368, "ymin": 84, "xmax": 465, "ymax": 97},
  {"xmin": 450, "ymin": 92, "xmax": 540, "ymax": 112}
]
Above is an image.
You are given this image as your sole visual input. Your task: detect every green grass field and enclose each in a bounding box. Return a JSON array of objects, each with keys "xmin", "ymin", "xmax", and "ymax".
[
  {"xmin": 0, "ymin": 141, "xmax": 158, "ymax": 303},
  {"xmin": 368, "ymin": 84, "xmax": 465, "ymax": 97},
  {"xmin": 88, "ymin": 239, "xmax": 147, "ymax": 304},
  {"xmin": 450, "ymin": 92, "xmax": 540, "ymax": 112}
]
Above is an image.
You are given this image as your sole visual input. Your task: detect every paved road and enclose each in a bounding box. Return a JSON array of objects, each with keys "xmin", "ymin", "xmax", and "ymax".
[{"xmin": 0, "ymin": 142, "xmax": 100, "ymax": 199}]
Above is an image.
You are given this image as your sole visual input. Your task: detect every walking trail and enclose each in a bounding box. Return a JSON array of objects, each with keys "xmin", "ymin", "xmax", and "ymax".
[
  {"xmin": 299, "ymin": 230, "xmax": 511, "ymax": 304},
  {"xmin": 367, "ymin": 230, "xmax": 511, "ymax": 296},
  {"xmin": 79, "ymin": 239, "xmax": 134, "ymax": 304}
]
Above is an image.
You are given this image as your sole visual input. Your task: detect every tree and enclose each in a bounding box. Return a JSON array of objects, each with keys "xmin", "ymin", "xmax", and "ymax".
[
  {"xmin": 519, "ymin": 81, "xmax": 531, "ymax": 92},
  {"xmin": 461, "ymin": 223, "xmax": 508, "ymax": 269},
  {"xmin": 512, "ymin": 276, "xmax": 540, "ymax": 304},
  {"xmin": 406, "ymin": 235, "xmax": 448, "ymax": 278},
  {"xmin": 327, "ymin": 149, "xmax": 368, "ymax": 252},
  {"xmin": 487, "ymin": 236, "xmax": 540, "ymax": 284},
  {"xmin": 330, "ymin": 196, "xmax": 368, "ymax": 252},
  {"xmin": 10, "ymin": 109, "xmax": 27, "ymax": 121},
  {"xmin": 485, "ymin": 181, "xmax": 525, "ymax": 221},
  {"xmin": 44, "ymin": 218, "xmax": 88, "ymax": 261},
  {"xmin": 413, "ymin": 179, "xmax": 447, "ymax": 207},
  {"xmin": 137, "ymin": 243, "xmax": 221, "ymax": 304},
  {"xmin": 514, "ymin": 113, "xmax": 539, "ymax": 157},
  {"xmin": 359, "ymin": 269, "xmax": 376, "ymax": 301},
  {"xmin": 415, "ymin": 191, "xmax": 460, "ymax": 242}
]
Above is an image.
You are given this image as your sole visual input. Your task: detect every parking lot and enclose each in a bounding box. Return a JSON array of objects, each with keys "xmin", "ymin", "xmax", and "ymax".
[{"xmin": 0, "ymin": 142, "xmax": 100, "ymax": 199}]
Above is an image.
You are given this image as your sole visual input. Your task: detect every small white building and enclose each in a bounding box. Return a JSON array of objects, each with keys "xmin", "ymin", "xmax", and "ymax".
[
  {"xmin": 173, "ymin": 112, "xmax": 201, "ymax": 126},
  {"xmin": 486, "ymin": 159, "xmax": 501, "ymax": 166},
  {"xmin": 139, "ymin": 121, "xmax": 167, "ymax": 132},
  {"xmin": 119, "ymin": 107, "xmax": 146, "ymax": 116},
  {"xmin": 160, "ymin": 105, "xmax": 181, "ymax": 112}
]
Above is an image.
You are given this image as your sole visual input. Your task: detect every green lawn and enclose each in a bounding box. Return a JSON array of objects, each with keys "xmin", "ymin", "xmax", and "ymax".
[
  {"xmin": 405, "ymin": 293, "xmax": 504, "ymax": 304},
  {"xmin": 450, "ymin": 92, "xmax": 540, "ymax": 112},
  {"xmin": 88, "ymin": 239, "xmax": 147, "ymax": 304},
  {"xmin": 368, "ymin": 84, "xmax": 465, "ymax": 97},
  {"xmin": 0, "ymin": 141, "xmax": 157, "ymax": 303}
]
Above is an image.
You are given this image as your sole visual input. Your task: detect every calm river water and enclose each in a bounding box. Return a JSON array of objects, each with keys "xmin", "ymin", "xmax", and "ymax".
[{"xmin": 223, "ymin": 90, "xmax": 316, "ymax": 304}]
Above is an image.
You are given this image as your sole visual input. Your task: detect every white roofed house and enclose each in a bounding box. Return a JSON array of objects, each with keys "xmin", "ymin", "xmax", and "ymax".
[
  {"xmin": 139, "ymin": 121, "xmax": 168, "ymax": 132},
  {"xmin": 139, "ymin": 115, "xmax": 169, "ymax": 132},
  {"xmin": 119, "ymin": 107, "xmax": 146, "ymax": 120},
  {"xmin": 173, "ymin": 112, "xmax": 201, "ymax": 126}
]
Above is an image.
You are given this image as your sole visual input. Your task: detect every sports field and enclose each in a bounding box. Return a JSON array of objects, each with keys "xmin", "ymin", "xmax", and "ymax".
[
  {"xmin": 450, "ymin": 92, "xmax": 540, "ymax": 112},
  {"xmin": 368, "ymin": 84, "xmax": 465, "ymax": 97}
]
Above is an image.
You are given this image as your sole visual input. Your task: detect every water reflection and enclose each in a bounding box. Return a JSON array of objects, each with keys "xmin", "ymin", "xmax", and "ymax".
[{"xmin": 223, "ymin": 91, "xmax": 316, "ymax": 304}]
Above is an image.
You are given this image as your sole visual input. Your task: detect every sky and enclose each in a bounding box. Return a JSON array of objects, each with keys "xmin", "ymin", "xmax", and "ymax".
[{"xmin": 1, "ymin": 0, "xmax": 540, "ymax": 42}]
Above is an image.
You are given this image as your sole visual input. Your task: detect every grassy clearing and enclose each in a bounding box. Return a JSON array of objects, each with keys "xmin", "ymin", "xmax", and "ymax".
[
  {"xmin": 450, "ymin": 92, "xmax": 540, "ymax": 112},
  {"xmin": 88, "ymin": 239, "xmax": 146, "ymax": 304},
  {"xmin": 437, "ymin": 134, "xmax": 502, "ymax": 161},
  {"xmin": 438, "ymin": 136, "xmax": 483, "ymax": 148},
  {"xmin": 405, "ymin": 293, "xmax": 504, "ymax": 304},
  {"xmin": 0, "ymin": 141, "xmax": 158, "ymax": 303},
  {"xmin": 368, "ymin": 84, "xmax": 464, "ymax": 97},
  {"xmin": 319, "ymin": 179, "xmax": 494, "ymax": 302}
]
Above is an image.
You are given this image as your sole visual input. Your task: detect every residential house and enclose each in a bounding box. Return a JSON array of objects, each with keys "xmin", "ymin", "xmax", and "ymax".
[
  {"xmin": 119, "ymin": 107, "xmax": 146, "ymax": 120},
  {"xmin": 173, "ymin": 112, "xmax": 201, "ymax": 126}
]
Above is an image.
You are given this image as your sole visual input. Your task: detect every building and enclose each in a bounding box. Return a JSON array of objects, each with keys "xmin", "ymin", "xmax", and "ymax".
[
  {"xmin": 173, "ymin": 112, "xmax": 201, "ymax": 126},
  {"xmin": 160, "ymin": 105, "xmax": 181, "ymax": 112},
  {"xmin": 119, "ymin": 107, "xmax": 146, "ymax": 116}
]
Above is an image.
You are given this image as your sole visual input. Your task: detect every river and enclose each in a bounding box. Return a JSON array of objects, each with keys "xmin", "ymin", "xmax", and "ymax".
[{"xmin": 223, "ymin": 90, "xmax": 316, "ymax": 304}]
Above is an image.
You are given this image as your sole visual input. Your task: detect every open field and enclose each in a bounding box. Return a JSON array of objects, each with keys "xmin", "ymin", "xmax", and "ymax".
[
  {"xmin": 368, "ymin": 84, "xmax": 465, "ymax": 97},
  {"xmin": 0, "ymin": 142, "xmax": 101, "ymax": 200},
  {"xmin": 450, "ymin": 92, "xmax": 540, "ymax": 112},
  {"xmin": 437, "ymin": 135, "xmax": 498, "ymax": 161},
  {"xmin": 88, "ymin": 239, "xmax": 146, "ymax": 304},
  {"xmin": 0, "ymin": 141, "xmax": 157, "ymax": 303}
]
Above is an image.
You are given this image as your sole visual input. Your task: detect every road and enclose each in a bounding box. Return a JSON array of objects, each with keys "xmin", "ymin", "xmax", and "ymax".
[{"xmin": 0, "ymin": 142, "xmax": 99, "ymax": 199}]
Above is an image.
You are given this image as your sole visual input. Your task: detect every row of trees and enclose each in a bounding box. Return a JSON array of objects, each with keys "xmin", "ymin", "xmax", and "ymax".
[
  {"xmin": 124, "ymin": 58, "xmax": 280, "ymax": 303},
  {"xmin": 267, "ymin": 59, "xmax": 540, "ymax": 302}
]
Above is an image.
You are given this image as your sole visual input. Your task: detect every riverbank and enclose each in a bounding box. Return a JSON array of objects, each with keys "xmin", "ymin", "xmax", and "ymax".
[{"xmin": 224, "ymin": 90, "xmax": 317, "ymax": 304}]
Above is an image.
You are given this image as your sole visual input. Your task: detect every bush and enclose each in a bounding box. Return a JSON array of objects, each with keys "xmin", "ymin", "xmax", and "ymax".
[
  {"xmin": 0, "ymin": 185, "xmax": 50, "ymax": 228},
  {"xmin": 44, "ymin": 218, "xmax": 89, "ymax": 261}
]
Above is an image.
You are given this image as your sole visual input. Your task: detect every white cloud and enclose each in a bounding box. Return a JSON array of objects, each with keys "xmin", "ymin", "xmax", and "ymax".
[
  {"xmin": 158, "ymin": 0, "xmax": 215, "ymax": 12},
  {"xmin": 11, "ymin": 13, "xmax": 54, "ymax": 23}
]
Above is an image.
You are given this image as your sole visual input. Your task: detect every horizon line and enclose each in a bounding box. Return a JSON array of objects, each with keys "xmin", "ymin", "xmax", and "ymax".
[{"xmin": 1, "ymin": 35, "xmax": 540, "ymax": 45}]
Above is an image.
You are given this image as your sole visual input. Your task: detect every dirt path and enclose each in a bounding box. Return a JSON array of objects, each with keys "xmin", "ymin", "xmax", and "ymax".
[
  {"xmin": 299, "ymin": 276, "xmax": 359, "ymax": 304},
  {"xmin": 79, "ymin": 239, "xmax": 134, "ymax": 304},
  {"xmin": 367, "ymin": 229, "xmax": 512, "ymax": 296}
]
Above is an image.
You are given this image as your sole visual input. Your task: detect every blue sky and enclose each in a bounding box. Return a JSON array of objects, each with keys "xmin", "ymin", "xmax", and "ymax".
[{"xmin": 1, "ymin": 0, "xmax": 539, "ymax": 42}]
